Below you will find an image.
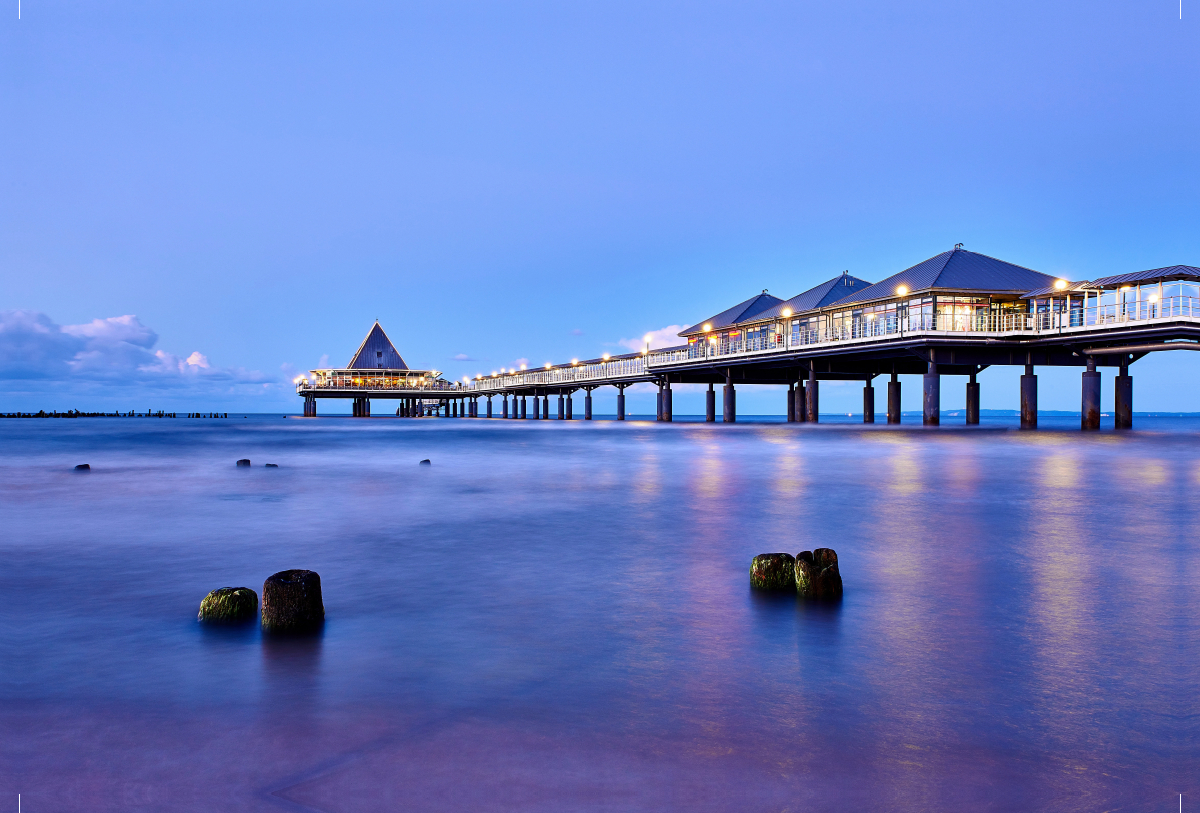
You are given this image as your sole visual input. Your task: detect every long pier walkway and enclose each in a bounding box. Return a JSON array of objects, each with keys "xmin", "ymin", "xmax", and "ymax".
[{"xmin": 299, "ymin": 249, "xmax": 1200, "ymax": 429}]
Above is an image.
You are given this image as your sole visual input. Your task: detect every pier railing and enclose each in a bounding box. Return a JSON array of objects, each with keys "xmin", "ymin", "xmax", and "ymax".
[
  {"xmin": 470, "ymin": 356, "xmax": 648, "ymax": 392},
  {"xmin": 297, "ymin": 378, "xmax": 466, "ymax": 394},
  {"xmin": 647, "ymin": 296, "xmax": 1200, "ymax": 367}
]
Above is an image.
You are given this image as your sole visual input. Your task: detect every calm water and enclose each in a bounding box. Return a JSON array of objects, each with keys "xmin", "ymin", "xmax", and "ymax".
[{"xmin": 2, "ymin": 414, "xmax": 1198, "ymax": 811}]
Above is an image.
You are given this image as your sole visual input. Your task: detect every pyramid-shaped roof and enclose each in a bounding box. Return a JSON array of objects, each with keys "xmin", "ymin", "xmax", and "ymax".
[
  {"xmin": 835, "ymin": 248, "xmax": 1056, "ymax": 307},
  {"xmin": 679, "ymin": 291, "xmax": 784, "ymax": 338},
  {"xmin": 347, "ymin": 322, "xmax": 408, "ymax": 370},
  {"xmin": 748, "ymin": 272, "xmax": 874, "ymax": 323}
]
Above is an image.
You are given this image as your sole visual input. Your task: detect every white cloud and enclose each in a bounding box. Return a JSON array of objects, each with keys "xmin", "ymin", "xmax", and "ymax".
[
  {"xmin": 0, "ymin": 310, "xmax": 274, "ymax": 405},
  {"xmin": 619, "ymin": 325, "xmax": 689, "ymax": 353},
  {"xmin": 453, "ymin": 353, "xmax": 473, "ymax": 361},
  {"xmin": 317, "ymin": 354, "xmax": 330, "ymax": 369}
]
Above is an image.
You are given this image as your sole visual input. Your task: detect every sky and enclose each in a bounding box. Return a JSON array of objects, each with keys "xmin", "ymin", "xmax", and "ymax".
[{"xmin": 2, "ymin": 0, "xmax": 1198, "ymax": 414}]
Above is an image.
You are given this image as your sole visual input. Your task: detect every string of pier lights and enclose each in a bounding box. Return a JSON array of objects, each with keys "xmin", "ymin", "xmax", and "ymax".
[{"xmin": 467, "ymin": 334, "xmax": 662, "ymax": 386}]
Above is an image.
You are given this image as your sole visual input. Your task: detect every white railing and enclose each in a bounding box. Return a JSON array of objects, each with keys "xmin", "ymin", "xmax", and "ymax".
[
  {"xmin": 648, "ymin": 296, "xmax": 1200, "ymax": 367},
  {"xmin": 470, "ymin": 356, "xmax": 648, "ymax": 392},
  {"xmin": 298, "ymin": 378, "xmax": 466, "ymax": 394}
]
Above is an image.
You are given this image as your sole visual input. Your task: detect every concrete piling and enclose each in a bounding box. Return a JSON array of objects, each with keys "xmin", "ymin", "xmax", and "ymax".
[
  {"xmin": 706, "ymin": 382, "xmax": 715, "ymax": 422},
  {"xmin": 1115, "ymin": 362, "xmax": 1133, "ymax": 429},
  {"xmin": 723, "ymin": 370, "xmax": 736, "ymax": 423},
  {"xmin": 966, "ymin": 372, "xmax": 980, "ymax": 425},
  {"xmin": 923, "ymin": 361, "xmax": 939, "ymax": 426},
  {"xmin": 1081, "ymin": 358, "xmax": 1100, "ymax": 430},
  {"xmin": 1020, "ymin": 364, "xmax": 1037, "ymax": 430},
  {"xmin": 616, "ymin": 386, "xmax": 626, "ymax": 421},
  {"xmin": 863, "ymin": 382, "xmax": 875, "ymax": 423},
  {"xmin": 887, "ymin": 371, "xmax": 901, "ymax": 424},
  {"xmin": 805, "ymin": 375, "xmax": 819, "ymax": 423}
]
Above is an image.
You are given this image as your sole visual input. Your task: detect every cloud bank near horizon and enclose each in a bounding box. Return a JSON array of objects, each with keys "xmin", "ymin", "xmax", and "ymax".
[{"xmin": 0, "ymin": 310, "xmax": 278, "ymax": 408}]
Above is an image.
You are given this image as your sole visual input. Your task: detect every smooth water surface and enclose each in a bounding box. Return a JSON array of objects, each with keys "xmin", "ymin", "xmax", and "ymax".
[{"xmin": 2, "ymin": 415, "xmax": 1198, "ymax": 811}]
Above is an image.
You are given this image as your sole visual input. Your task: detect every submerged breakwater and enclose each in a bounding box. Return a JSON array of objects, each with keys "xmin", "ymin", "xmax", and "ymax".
[{"xmin": 1, "ymin": 415, "xmax": 1197, "ymax": 811}]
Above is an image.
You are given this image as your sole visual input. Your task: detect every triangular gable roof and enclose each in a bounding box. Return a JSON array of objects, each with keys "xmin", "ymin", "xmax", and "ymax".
[
  {"xmin": 1090, "ymin": 265, "xmax": 1200, "ymax": 288},
  {"xmin": 679, "ymin": 292, "xmax": 784, "ymax": 338},
  {"xmin": 347, "ymin": 322, "xmax": 408, "ymax": 370},
  {"xmin": 749, "ymin": 272, "xmax": 874, "ymax": 323},
  {"xmin": 835, "ymin": 248, "xmax": 1056, "ymax": 307}
]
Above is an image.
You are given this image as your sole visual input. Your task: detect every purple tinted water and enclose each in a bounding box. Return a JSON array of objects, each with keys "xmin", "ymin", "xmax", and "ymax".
[{"xmin": 1, "ymin": 415, "xmax": 1197, "ymax": 811}]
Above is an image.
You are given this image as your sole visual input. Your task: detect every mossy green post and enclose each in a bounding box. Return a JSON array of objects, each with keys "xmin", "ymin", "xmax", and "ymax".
[
  {"xmin": 795, "ymin": 548, "xmax": 843, "ymax": 600},
  {"xmin": 750, "ymin": 553, "xmax": 797, "ymax": 590},
  {"xmin": 198, "ymin": 587, "xmax": 259, "ymax": 623}
]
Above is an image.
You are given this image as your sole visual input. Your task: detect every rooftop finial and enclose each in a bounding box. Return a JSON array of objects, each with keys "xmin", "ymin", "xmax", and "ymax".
[{"xmin": 955, "ymin": 243, "xmax": 964, "ymax": 250}]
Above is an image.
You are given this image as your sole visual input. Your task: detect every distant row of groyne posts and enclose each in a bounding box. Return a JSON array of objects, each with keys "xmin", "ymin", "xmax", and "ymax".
[
  {"xmin": 298, "ymin": 247, "xmax": 1200, "ymax": 430},
  {"xmin": 0, "ymin": 410, "xmax": 230, "ymax": 419}
]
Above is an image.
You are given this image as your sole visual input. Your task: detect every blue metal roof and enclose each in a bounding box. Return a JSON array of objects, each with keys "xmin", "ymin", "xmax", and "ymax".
[
  {"xmin": 347, "ymin": 322, "xmax": 409, "ymax": 370},
  {"xmin": 834, "ymin": 248, "xmax": 1057, "ymax": 306},
  {"xmin": 1089, "ymin": 265, "xmax": 1200, "ymax": 288},
  {"xmin": 749, "ymin": 272, "xmax": 873, "ymax": 323},
  {"xmin": 679, "ymin": 291, "xmax": 784, "ymax": 337}
]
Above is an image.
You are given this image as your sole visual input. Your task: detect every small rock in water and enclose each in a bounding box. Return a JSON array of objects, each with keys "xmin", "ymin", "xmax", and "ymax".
[
  {"xmin": 419, "ymin": 459, "xmax": 431, "ymax": 466},
  {"xmin": 264, "ymin": 463, "xmax": 279, "ymax": 468},
  {"xmin": 261, "ymin": 570, "xmax": 325, "ymax": 634},
  {"xmin": 236, "ymin": 459, "xmax": 251, "ymax": 467},
  {"xmin": 750, "ymin": 553, "xmax": 797, "ymax": 590},
  {"xmin": 198, "ymin": 587, "xmax": 259, "ymax": 624},
  {"xmin": 795, "ymin": 548, "xmax": 843, "ymax": 600},
  {"xmin": 74, "ymin": 464, "xmax": 90, "ymax": 471}
]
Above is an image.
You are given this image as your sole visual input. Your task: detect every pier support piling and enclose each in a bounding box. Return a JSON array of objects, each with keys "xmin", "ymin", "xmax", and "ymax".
[
  {"xmin": 1020, "ymin": 364, "xmax": 1037, "ymax": 430},
  {"xmin": 520, "ymin": 396, "xmax": 527, "ymax": 419},
  {"xmin": 966, "ymin": 371, "xmax": 980, "ymax": 425},
  {"xmin": 1081, "ymin": 358, "xmax": 1100, "ymax": 430},
  {"xmin": 616, "ymin": 384, "xmax": 627, "ymax": 421},
  {"xmin": 863, "ymin": 381, "xmax": 875, "ymax": 423},
  {"xmin": 887, "ymin": 370, "xmax": 901, "ymax": 424},
  {"xmin": 662, "ymin": 380, "xmax": 672, "ymax": 422},
  {"xmin": 566, "ymin": 394, "xmax": 574, "ymax": 420},
  {"xmin": 543, "ymin": 394, "xmax": 550, "ymax": 420},
  {"xmin": 723, "ymin": 370, "xmax": 736, "ymax": 423},
  {"xmin": 705, "ymin": 382, "xmax": 715, "ymax": 422},
  {"xmin": 502, "ymin": 395, "xmax": 509, "ymax": 419},
  {"xmin": 1115, "ymin": 361, "xmax": 1133, "ymax": 429},
  {"xmin": 796, "ymin": 372, "xmax": 807, "ymax": 423},
  {"xmin": 787, "ymin": 383, "xmax": 796, "ymax": 422},
  {"xmin": 923, "ymin": 362, "xmax": 939, "ymax": 426},
  {"xmin": 558, "ymin": 394, "xmax": 565, "ymax": 420},
  {"xmin": 805, "ymin": 371, "xmax": 819, "ymax": 423},
  {"xmin": 584, "ymin": 388, "xmax": 593, "ymax": 420}
]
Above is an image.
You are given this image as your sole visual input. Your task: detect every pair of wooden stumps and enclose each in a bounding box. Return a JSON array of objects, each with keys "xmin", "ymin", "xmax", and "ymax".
[
  {"xmin": 751, "ymin": 549, "xmax": 843, "ymax": 599},
  {"xmin": 198, "ymin": 570, "xmax": 324, "ymax": 633}
]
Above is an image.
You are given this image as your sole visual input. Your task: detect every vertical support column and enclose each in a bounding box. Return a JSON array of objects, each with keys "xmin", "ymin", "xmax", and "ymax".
[
  {"xmin": 796, "ymin": 372, "xmax": 807, "ymax": 423},
  {"xmin": 1020, "ymin": 363, "xmax": 1037, "ymax": 430},
  {"xmin": 1115, "ymin": 360, "xmax": 1133, "ymax": 429},
  {"xmin": 966, "ymin": 371, "xmax": 980, "ymax": 425},
  {"xmin": 705, "ymin": 382, "xmax": 715, "ymax": 422},
  {"xmin": 663, "ymin": 379, "xmax": 672, "ymax": 422},
  {"xmin": 566, "ymin": 394, "xmax": 574, "ymax": 420},
  {"xmin": 584, "ymin": 389, "xmax": 593, "ymax": 420},
  {"xmin": 805, "ymin": 373, "xmax": 819, "ymax": 423},
  {"xmin": 616, "ymin": 385, "xmax": 626, "ymax": 421},
  {"xmin": 1081, "ymin": 357, "xmax": 1100, "ymax": 430},
  {"xmin": 487, "ymin": 396, "xmax": 493, "ymax": 419},
  {"xmin": 543, "ymin": 394, "xmax": 550, "ymax": 420},
  {"xmin": 787, "ymin": 383, "xmax": 796, "ymax": 422},
  {"xmin": 656, "ymin": 381, "xmax": 664, "ymax": 421},
  {"xmin": 502, "ymin": 395, "xmax": 509, "ymax": 419},
  {"xmin": 723, "ymin": 369, "xmax": 736, "ymax": 423},
  {"xmin": 863, "ymin": 381, "xmax": 875, "ymax": 423},
  {"xmin": 520, "ymin": 396, "xmax": 527, "ymax": 419},
  {"xmin": 532, "ymin": 395, "xmax": 540, "ymax": 420},
  {"xmin": 558, "ymin": 394, "xmax": 565, "ymax": 420},
  {"xmin": 887, "ymin": 370, "xmax": 901, "ymax": 424},
  {"xmin": 923, "ymin": 362, "xmax": 939, "ymax": 426}
]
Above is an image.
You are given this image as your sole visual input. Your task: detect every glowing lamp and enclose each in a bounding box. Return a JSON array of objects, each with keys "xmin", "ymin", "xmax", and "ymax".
[
  {"xmin": 1054, "ymin": 279, "xmax": 1068, "ymax": 291},
  {"xmin": 896, "ymin": 285, "xmax": 908, "ymax": 297},
  {"xmin": 602, "ymin": 353, "xmax": 611, "ymax": 361},
  {"xmin": 703, "ymin": 323, "xmax": 712, "ymax": 332}
]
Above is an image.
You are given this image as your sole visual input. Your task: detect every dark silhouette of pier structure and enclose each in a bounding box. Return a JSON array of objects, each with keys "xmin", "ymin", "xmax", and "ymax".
[{"xmin": 299, "ymin": 248, "xmax": 1200, "ymax": 429}]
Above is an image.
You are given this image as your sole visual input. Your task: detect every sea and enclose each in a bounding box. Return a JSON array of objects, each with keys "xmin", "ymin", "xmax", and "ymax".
[{"xmin": 1, "ymin": 413, "xmax": 1197, "ymax": 812}]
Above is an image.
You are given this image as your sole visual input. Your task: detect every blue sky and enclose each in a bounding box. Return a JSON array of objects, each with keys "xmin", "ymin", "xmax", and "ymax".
[{"xmin": 2, "ymin": 1, "xmax": 1197, "ymax": 414}]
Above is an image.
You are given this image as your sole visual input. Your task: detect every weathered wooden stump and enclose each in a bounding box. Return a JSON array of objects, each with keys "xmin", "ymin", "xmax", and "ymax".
[
  {"xmin": 261, "ymin": 570, "xmax": 325, "ymax": 633},
  {"xmin": 236, "ymin": 459, "xmax": 251, "ymax": 467},
  {"xmin": 198, "ymin": 587, "xmax": 259, "ymax": 623},
  {"xmin": 795, "ymin": 548, "xmax": 843, "ymax": 600},
  {"xmin": 750, "ymin": 553, "xmax": 797, "ymax": 590}
]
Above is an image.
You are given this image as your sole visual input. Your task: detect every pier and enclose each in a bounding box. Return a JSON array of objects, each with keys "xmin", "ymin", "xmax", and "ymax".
[{"xmin": 299, "ymin": 248, "xmax": 1200, "ymax": 429}]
